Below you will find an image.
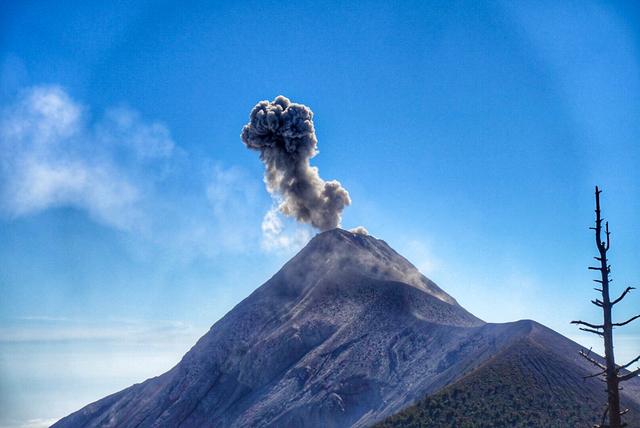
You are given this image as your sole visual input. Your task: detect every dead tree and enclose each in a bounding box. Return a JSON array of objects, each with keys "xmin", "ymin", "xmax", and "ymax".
[{"xmin": 571, "ymin": 186, "xmax": 640, "ymax": 428}]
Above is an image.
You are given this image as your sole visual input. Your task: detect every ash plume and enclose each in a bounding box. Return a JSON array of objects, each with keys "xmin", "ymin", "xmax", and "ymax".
[{"xmin": 241, "ymin": 96, "xmax": 350, "ymax": 231}]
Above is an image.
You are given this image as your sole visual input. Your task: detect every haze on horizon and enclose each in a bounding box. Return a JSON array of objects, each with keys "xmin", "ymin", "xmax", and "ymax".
[{"xmin": 1, "ymin": 0, "xmax": 639, "ymax": 426}]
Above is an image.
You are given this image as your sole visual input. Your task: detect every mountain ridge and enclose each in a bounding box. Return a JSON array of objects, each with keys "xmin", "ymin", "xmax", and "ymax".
[
  {"xmin": 52, "ymin": 228, "xmax": 640, "ymax": 427},
  {"xmin": 376, "ymin": 322, "xmax": 640, "ymax": 427}
]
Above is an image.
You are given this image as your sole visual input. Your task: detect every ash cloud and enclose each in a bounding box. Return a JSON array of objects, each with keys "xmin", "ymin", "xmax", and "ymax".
[{"xmin": 241, "ymin": 96, "xmax": 350, "ymax": 231}]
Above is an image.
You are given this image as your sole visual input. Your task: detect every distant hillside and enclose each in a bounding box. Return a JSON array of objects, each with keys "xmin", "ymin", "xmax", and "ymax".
[{"xmin": 376, "ymin": 334, "xmax": 640, "ymax": 428}]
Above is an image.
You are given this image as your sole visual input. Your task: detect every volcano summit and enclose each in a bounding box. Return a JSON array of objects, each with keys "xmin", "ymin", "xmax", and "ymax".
[{"xmin": 53, "ymin": 229, "xmax": 640, "ymax": 427}]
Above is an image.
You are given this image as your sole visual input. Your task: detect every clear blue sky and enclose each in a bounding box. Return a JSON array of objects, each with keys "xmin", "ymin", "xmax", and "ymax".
[{"xmin": 1, "ymin": 0, "xmax": 639, "ymax": 426}]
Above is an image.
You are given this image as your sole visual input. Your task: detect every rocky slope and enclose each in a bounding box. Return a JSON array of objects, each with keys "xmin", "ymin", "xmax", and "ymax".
[
  {"xmin": 376, "ymin": 321, "xmax": 640, "ymax": 427},
  {"xmin": 53, "ymin": 229, "xmax": 640, "ymax": 427}
]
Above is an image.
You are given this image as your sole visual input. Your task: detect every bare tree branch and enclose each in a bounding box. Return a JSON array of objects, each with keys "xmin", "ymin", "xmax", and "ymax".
[
  {"xmin": 579, "ymin": 349, "xmax": 606, "ymax": 370},
  {"xmin": 611, "ymin": 287, "xmax": 634, "ymax": 305},
  {"xmin": 584, "ymin": 369, "xmax": 607, "ymax": 379},
  {"xmin": 571, "ymin": 320, "xmax": 605, "ymax": 329},
  {"xmin": 619, "ymin": 368, "xmax": 640, "ymax": 383},
  {"xmin": 612, "ymin": 314, "xmax": 640, "ymax": 327},
  {"xmin": 617, "ymin": 355, "xmax": 640, "ymax": 372},
  {"xmin": 579, "ymin": 327, "xmax": 604, "ymax": 336}
]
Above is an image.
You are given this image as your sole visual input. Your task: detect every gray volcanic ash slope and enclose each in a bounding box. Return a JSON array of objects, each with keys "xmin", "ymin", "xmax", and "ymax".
[
  {"xmin": 53, "ymin": 229, "xmax": 640, "ymax": 428},
  {"xmin": 377, "ymin": 322, "xmax": 640, "ymax": 427}
]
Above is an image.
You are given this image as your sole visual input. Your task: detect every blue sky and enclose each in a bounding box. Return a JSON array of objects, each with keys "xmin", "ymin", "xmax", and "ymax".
[{"xmin": 1, "ymin": 0, "xmax": 639, "ymax": 425}]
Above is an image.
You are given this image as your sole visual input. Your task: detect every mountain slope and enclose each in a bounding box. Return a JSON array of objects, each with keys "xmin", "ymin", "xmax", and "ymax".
[
  {"xmin": 376, "ymin": 322, "xmax": 640, "ymax": 428},
  {"xmin": 53, "ymin": 229, "xmax": 640, "ymax": 427}
]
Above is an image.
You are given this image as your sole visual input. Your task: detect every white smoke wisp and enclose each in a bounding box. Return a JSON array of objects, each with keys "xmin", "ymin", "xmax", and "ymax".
[
  {"xmin": 241, "ymin": 96, "xmax": 351, "ymax": 231},
  {"xmin": 261, "ymin": 206, "xmax": 311, "ymax": 251},
  {"xmin": 349, "ymin": 226, "xmax": 369, "ymax": 236}
]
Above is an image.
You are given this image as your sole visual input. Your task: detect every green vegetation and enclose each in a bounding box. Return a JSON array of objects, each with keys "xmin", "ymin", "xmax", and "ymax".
[{"xmin": 376, "ymin": 338, "xmax": 640, "ymax": 428}]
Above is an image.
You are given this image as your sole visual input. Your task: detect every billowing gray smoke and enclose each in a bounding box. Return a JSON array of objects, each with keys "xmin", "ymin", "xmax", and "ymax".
[{"xmin": 241, "ymin": 96, "xmax": 350, "ymax": 231}]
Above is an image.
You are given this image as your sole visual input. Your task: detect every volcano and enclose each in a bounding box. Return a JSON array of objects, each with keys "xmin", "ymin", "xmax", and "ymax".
[{"xmin": 53, "ymin": 229, "xmax": 640, "ymax": 427}]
